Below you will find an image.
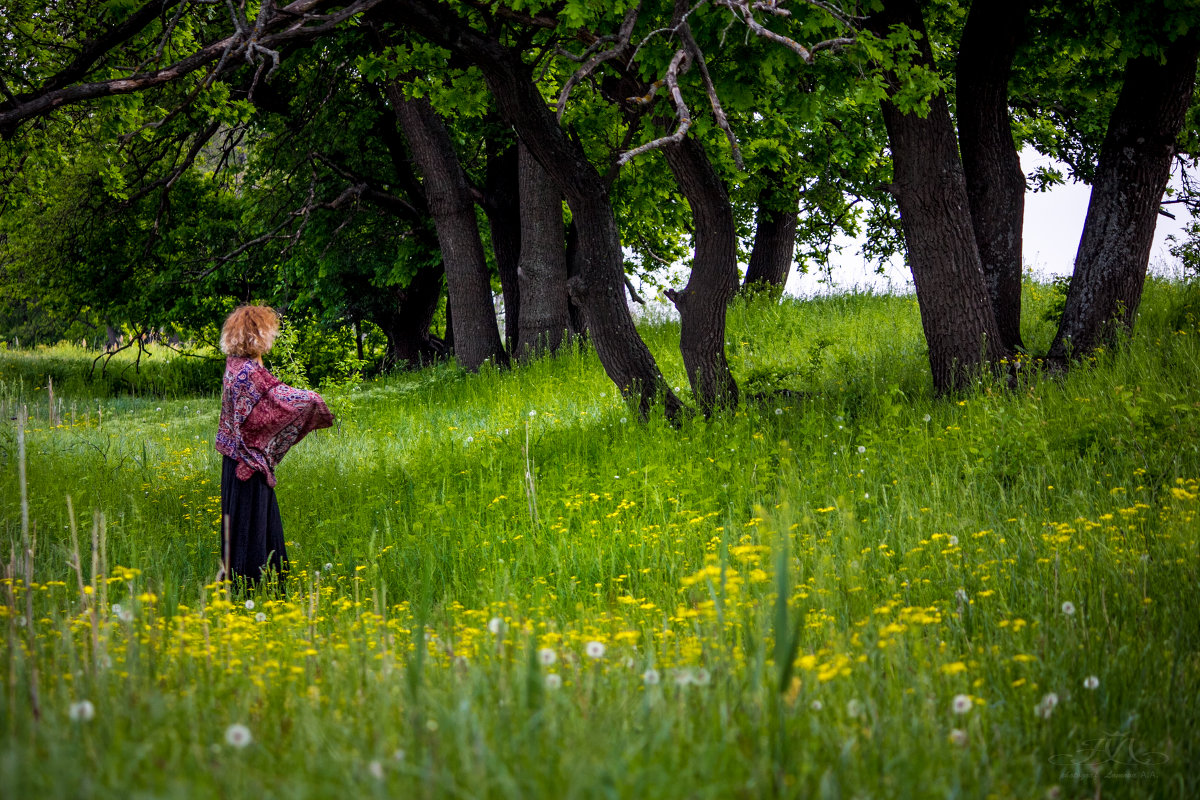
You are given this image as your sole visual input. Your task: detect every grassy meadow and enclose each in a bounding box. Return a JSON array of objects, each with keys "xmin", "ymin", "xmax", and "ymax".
[{"xmin": 2, "ymin": 280, "xmax": 1199, "ymax": 799}]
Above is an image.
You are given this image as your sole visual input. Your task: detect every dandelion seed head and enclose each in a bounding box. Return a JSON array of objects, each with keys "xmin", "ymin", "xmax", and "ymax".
[
  {"xmin": 538, "ymin": 648, "xmax": 557, "ymax": 665},
  {"xmin": 244, "ymin": 599, "xmax": 255, "ymax": 610},
  {"xmin": 948, "ymin": 535, "xmax": 959, "ymax": 547},
  {"xmin": 846, "ymin": 699, "xmax": 864, "ymax": 718},
  {"xmin": 368, "ymin": 760, "xmax": 384, "ymax": 780},
  {"xmin": 255, "ymin": 612, "xmax": 267, "ymax": 622},
  {"xmin": 487, "ymin": 617, "xmax": 505, "ymax": 635},
  {"xmin": 857, "ymin": 445, "xmax": 866, "ymax": 454},
  {"xmin": 810, "ymin": 699, "xmax": 823, "ymax": 711},
  {"xmin": 923, "ymin": 413, "xmax": 932, "ymax": 423},
  {"xmin": 585, "ymin": 641, "xmax": 606, "ymax": 659},
  {"xmin": 324, "ymin": 562, "xmax": 333, "ymax": 571},
  {"xmin": 1061, "ymin": 601, "xmax": 1076, "ymax": 616},
  {"xmin": 224, "ymin": 723, "xmax": 252, "ymax": 748},
  {"xmin": 775, "ymin": 408, "xmax": 783, "ymax": 416},
  {"xmin": 544, "ymin": 673, "xmax": 562, "ymax": 689},
  {"xmin": 952, "ymin": 694, "xmax": 972, "ymax": 714},
  {"xmin": 954, "ymin": 588, "xmax": 969, "ymax": 603},
  {"xmin": 1034, "ymin": 693, "xmax": 1059, "ymax": 719},
  {"xmin": 118, "ymin": 608, "xmax": 134, "ymax": 623},
  {"xmin": 1083, "ymin": 675, "xmax": 1099, "ymax": 690},
  {"xmin": 68, "ymin": 700, "xmax": 95, "ymax": 722},
  {"xmin": 949, "ymin": 728, "xmax": 968, "ymax": 747},
  {"xmin": 642, "ymin": 668, "xmax": 660, "ymax": 686}
]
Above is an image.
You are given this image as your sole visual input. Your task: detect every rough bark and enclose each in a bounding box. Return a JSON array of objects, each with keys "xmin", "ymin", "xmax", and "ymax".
[
  {"xmin": 742, "ymin": 176, "xmax": 798, "ymax": 292},
  {"xmin": 867, "ymin": 0, "xmax": 1007, "ymax": 393},
  {"xmin": 385, "ymin": 88, "xmax": 507, "ymax": 372},
  {"xmin": 515, "ymin": 141, "xmax": 571, "ymax": 360},
  {"xmin": 382, "ymin": 1, "xmax": 684, "ymax": 420},
  {"xmin": 482, "ymin": 140, "xmax": 522, "ymax": 351},
  {"xmin": 1048, "ymin": 34, "xmax": 1200, "ymax": 363},
  {"xmin": 662, "ymin": 136, "xmax": 740, "ymax": 414},
  {"xmin": 957, "ymin": 0, "xmax": 1030, "ymax": 352}
]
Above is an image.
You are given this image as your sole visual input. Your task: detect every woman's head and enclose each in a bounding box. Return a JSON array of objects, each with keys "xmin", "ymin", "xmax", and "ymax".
[{"xmin": 220, "ymin": 305, "xmax": 280, "ymax": 358}]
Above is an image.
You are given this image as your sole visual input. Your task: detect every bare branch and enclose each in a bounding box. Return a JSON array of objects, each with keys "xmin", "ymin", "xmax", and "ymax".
[
  {"xmin": 556, "ymin": 4, "xmax": 641, "ymax": 121},
  {"xmin": 617, "ymin": 48, "xmax": 693, "ymax": 166},
  {"xmin": 677, "ymin": 20, "xmax": 743, "ymax": 170},
  {"xmin": 0, "ymin": 0, "xmax": 383, "ymax": 139}
]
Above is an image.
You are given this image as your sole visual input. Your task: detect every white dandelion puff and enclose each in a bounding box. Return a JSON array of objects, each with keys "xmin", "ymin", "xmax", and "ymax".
[
  {"xmin": 948, "ymin": 535, "xmax": 959, "ymax": 547},
  {"xmin": 368, "ymin": 760, "xmax": 384, "ymax": 780},
  {"xmin": 528, "ymin": 410, "xmax": 537, "ymax": 418},
  {"xmin": 775, "ymin": 408, "xmax": 783, "ymax": 416},
  {"xmin": 324, "ymin": 562, "xmax": 333, "ymax": 572},
  {"xmin": 1083, "ymin": 675, "xmax": 1100, "ymax": 690},
  {"xmin": 923, "ymin": 414, "xmax": 932, "ymax": 423},
  {"xmin": 118, "ymin": 607, "xmax": 134, "ymax": 623},
  {"xmin": 846, "ymin": 699, "xmax": 864, "ymax": 718},
  {"xmin": 954, "ymin": 588, "xmax": 969, "ymax": 603},
  {"xmin": 1061, "ymin": 601, "xmax": 1076, "ymax": 616},
  {"xmin": 224, "ymin": 723, "xmax": 252, "ymax": 748},
  {"xmin": 642, "ymin": 669, "xmax": 660, "ymax": 686},
  {"xmin": 1034, "ymin": 693, "xmax": 1059, "ymax": 719},
  {"xmin": 538, "ymin": 648, "xmax": 557, "ymax": 666},
  {"xmin": 949, "ymin": 728, "xmax": 968, "ymax": 747},
  {"xmin": 487, "ymin": 617, "xmax": 506, "ymax": 635},
  {"xmin": 68, "ymin": 700, "xmax": 95, "ymax": 722},
  {"xmin": 244, "ymin": 600, "xmax": 255, "ymax": 610},
  {"xmin": 692, "ymin": 668, "xmax": 711, "ymax": 686},
  {"xmin": 255, "ymin": 612, "xmax": 267, "ymax": 622},
  {"xmin": 544, "ymin": 673, "xmax": 562, "ymax": 689},
  {"xmin": 952, "ymin": 694, "xmax": 972, "ymax": 714},
  {"xmin": 857, "ymin": 445, "xmax": 866, "ymax": 454},
  {"xmin": 585, "ymin": 641, "xmax": 606, "ymax": 659},
  {"xmin": 810, "ymin": 699, "xmax": 823, "ymax": 712}
]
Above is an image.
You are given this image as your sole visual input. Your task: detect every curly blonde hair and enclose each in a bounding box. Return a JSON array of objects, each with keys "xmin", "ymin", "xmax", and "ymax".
[{"xmin": 220, "ymin": 305, "xmax": 280, "ymax": 357}]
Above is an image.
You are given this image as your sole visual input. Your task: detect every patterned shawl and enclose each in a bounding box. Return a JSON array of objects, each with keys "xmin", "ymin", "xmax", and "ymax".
[{"xmin": 215, "ymin": 357, "xmax": 333, "ymax": 487}]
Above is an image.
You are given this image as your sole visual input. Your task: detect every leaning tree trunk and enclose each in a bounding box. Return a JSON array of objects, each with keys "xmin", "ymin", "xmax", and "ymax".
[
  {"xmin": 385, "ymin": 88, "xmax": 508, "ymax": 372},
  {"xmin": 383, "ymin": 1, "xmax": 684, "ymax": 420},
  {"xmin": 515, "ymin": 141, "xmax": 571, "ymax": 360},
  {"xmin": 957, "ymin": 0, "xmax": 1030, "ymax": 352},
  {"xmin": 867, "ymin": 0, "xmax": 1007, "ymax": 393},
  {"xmin": 662, "ymin": 136, "xmax": 739, "ymax": 414},
  {"xmin": 1048, "ymin": 34, "xmax": 1200, "ymax": 363},
  {"xmin": 482, "ymin": 139, "xmax": 522, "ymax": 352},
  {"xmin": 742, "ymin": 175, "xmax": 798, "ymax": 293}
]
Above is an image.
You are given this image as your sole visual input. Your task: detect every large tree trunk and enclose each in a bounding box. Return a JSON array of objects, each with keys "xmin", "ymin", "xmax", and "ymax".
[
  {"xmin": 385, "ymin": 88, "xmax": 508, "ymax": 372},
  {"xmin": 515, "ymin": 141, "xmax": 571, "ymax": 360},
  {"xmin": 957, "ymin": 0, "xmax": 1030, "ymax": 352},
  {"xmin": 1048, "ymin": 34, "xmax": 1200, "ymax": 363},
  {"xmin": 662, "ymin": 136, "xmax": 739, "ymax": 414},
  {"xmin": 867, "ymin": 0, "xmax": 1007, "ymax": 393},
  {"xmin": 383, "ymin": 1, "xmax": 684, "ymax": 420},
  {"xmin": 372, "ymin": 262, "xmax": 447, "ymax": 369},
  {"xmin": 742, "ymin": 176, "xmax": 798, "ymax": 293},
  {"xmin": 482, "ymin": 139, "xmax": 522, "ymax": 352}
]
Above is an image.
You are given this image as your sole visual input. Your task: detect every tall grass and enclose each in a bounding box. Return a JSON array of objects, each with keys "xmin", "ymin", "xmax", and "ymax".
[{"xmin": 2, "ymin": 280, "xmax": 1198, "ymax": 798}]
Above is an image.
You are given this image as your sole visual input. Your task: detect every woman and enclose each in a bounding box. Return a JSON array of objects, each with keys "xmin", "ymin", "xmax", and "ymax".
[{"xmin": 214, "ymin": 305, "xmax": 333, "ymax": 587}]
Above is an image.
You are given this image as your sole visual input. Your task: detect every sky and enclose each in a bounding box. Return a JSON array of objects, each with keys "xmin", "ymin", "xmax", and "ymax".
[{"xmin": 782, "ymin": 150, "xmax": 1197, "ymax": 298}]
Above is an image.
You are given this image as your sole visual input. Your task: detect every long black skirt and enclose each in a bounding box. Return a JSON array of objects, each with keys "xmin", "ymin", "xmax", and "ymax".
[{"xmin": 220, "ymin": 455, "xmax": 288, "ymax": 587}]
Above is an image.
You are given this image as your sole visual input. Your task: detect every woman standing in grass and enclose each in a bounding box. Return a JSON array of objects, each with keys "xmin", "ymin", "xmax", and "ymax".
[{"xmin": 214, "ymin": 305, "xmax": 333, "ymax": 587}]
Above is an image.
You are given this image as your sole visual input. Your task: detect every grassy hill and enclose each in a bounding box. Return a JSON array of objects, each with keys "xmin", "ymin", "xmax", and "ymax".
[{"xmin": 2, "ymin": 281, "xmax": 1198, "ymax": 798}]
